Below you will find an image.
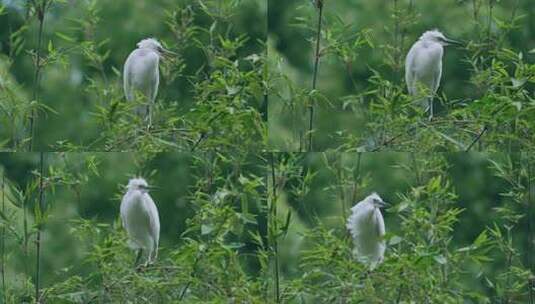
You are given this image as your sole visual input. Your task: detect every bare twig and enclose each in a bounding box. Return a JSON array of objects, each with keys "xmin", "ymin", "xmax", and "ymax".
[
  {"xmin": 28, "ymin": 0, "xmax": 49, "ymax": 151},
  {"xmin": 307, "ymin": 1, "xmax": 324, "ymax": 151},
  {"xmin": 1, "ymin": 173, "xmax": 6, "ymax": 304},
  {"xmin": 35, "ymin": 152, "xmax": 45, "ymax": 303},
  {"xmin": 270, "ymin": 153, "xmax": 280, "ymax": 303},
  {"xmin": 465, "ymin": 125, "xmax": 488, "ymax": 152},
  {"xmin": 178, "ymin": 249, "xmax": 204, "ymax": 300},
  {"xmin": 528, "ymin": 161, "xmax": 535, "ymax": 303},
  {"xmin": 190, "ymin": 112, "xmax": 225, "ymax": 152}
]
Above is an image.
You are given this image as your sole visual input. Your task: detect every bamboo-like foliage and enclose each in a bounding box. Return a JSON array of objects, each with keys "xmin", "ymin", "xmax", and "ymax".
[
  {"xmin": 268, "ymin": 153, "xmax": 532, "ymax": 302},
  {"xmin": 0, "ymin": 152, "xmax": 267, "ymax": 302},
  {"xmin": 0, "ymin": 0, "xmax": 266, "ymax": 152},
  {"xmin": 268, "ymin": 0, "xmax": 535, "ymax": 152}
]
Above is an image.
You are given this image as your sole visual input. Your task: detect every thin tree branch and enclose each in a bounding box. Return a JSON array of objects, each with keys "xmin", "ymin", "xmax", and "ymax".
[
  {"xmin": 28, "ymin": 0, "xmax": 48, "ymax": 151},
  {"xmin": 35, "ymin": 152, "xmax": 45, "ymax": 303},
  {"xmin": 270, "ymin": 153, "xmax": 280, "ymax": 303},
  {"xmin": 1, "ymin": 173, "xmax": 6, "ymax": 304},
  {"xmin": 307, "ymin": 1, "xmax": 324, "ymax": 151},
  {"xmin": 465, "ymin": 125, "xmax": 488, "ymax": 152}
]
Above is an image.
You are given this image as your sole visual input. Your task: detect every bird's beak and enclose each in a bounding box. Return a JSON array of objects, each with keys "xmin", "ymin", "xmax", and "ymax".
[
  {"xmin": 161, "ymin": 48, "xmax": 177, "ymax": 59},
  {"xmin": 377, "ymin": 200, "xmax": 389, "ymax": 208},
  {"xmin": 146, "ymin": 185, "xmax": 160, "ymax": 191},
  {"xmin": 444, "ymin": 38, "xmax": 463, "ymax": 47}
]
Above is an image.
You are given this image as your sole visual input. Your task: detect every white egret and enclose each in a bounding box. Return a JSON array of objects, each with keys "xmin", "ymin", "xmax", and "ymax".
[
  {"xmin": 346, "ymin": 192, "xmax": 386, "ymax": 269},
  {"xmin": 123, "ymin": 38, "xmax": 174, "ymax": 126},
  {"xmin": 405, "ymin": 30, "xmax": 461, "ymax": 119},
  {"xmin": 120, "ymin": 177, "xmax": 160, "ymax": 266}
]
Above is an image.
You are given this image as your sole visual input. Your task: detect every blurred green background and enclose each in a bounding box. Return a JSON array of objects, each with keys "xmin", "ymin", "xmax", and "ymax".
[
  {"xmin": 268, "ymin": 0, "xmax": 535, "ymax": 150},
  {"xmin": 0, "ymin": 152, "xmax": 266, "ymax": 297},
  {"xmin": 0, "ymin": 0, "xmax": 266, "ymax": 150},
  {"xmin": 275, "ymin": 152, "xmax": 532, "ymax": 298}
]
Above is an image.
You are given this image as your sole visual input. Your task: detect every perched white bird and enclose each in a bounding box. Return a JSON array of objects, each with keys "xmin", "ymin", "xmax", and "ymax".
[
  {"xmin": 346, "ymin": 192, "xmax": 386, "ymax": 269},
  {"xmin": 405, "ymin": 30, "xmax": 461, "ymax": 119},
  {"xmin": 120, "ymin": 177, "xmax": 160, "ymax": 266},
  {"xmin": 123, "ymin": 38, "xmax": 174, "ymax": 126}
]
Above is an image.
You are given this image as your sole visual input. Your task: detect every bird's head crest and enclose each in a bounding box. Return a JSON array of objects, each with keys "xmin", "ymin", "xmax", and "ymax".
[
  {"xmin": 127, "ymin": 177, "xmax": 149, "ymax": 192},
  {"xmin": 420, "ymin": 29, "xmax": 446, "ymax": 41},
  {"xmin": 137, "ymin": 38, "xmax": 163, "ymax": 51},
  {"xmin": 367, "ymin": 192, "xmax": 386, "ymax": 208}
]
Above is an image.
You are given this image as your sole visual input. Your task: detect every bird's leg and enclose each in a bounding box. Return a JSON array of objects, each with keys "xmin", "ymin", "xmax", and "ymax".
[
  {"xmin": 153, "ymin": 242, "xmax": 158, "ymax": 261},
  {"xmin": 428, "ymin": 98, "xmax": 434, "ymax": 121},
  {"xmin": 146, "ymin": 104, "xmax": 152, "ymax": 130},
  {"xmin": 134, "ymin": 249, "xmax": 143, "ymax": 267},
  {"xmin": 144, "ymin": 252, "xmax": 151, "ymax": 268}
]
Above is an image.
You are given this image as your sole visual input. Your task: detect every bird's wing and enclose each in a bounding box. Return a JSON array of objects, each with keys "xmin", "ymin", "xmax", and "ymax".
[
  {"xmin": 145, "ymin": 194, "xmax": 160, "ymax": 247},
  {"xmin": 347, "ymin": 201, "xmax": 368, "ymax": 238},
  {"xmin": 374, "ymin": 209, "xmax": 385, "ymax": 237},
  {"xmin": 431, "ymin": 61, "xmax": 442, "ymax": 95},
  {"xmin": 405, "ymin": 46, "xmax": 417, "ymax": 95},
  {"xmin": 123, "ymin": 53, "xmax": 134, "ymax": 101},
  {"xmin": 119, "ymin": 193, "xmax": 128, "ymax": 229},
  {"xmin": 148, "ymin": 67, "xmax": 159, "ymax": 104}
]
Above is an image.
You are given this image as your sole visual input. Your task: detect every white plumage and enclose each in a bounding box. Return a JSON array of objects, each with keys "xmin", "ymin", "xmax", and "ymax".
[
  {"xmin": 405, "ymin": 30, "xmax": 460, "ymax": 119},
  {"xmin": 123, "ymin": 38, "xmax": 166, "ymax": 126},
  {"xmin": 120, "ymin": 177, "xmax": 160, "ymax": 266},
  {"xmin": 346, "ymin": 192, "xmax": 386, "ymax": 269}
]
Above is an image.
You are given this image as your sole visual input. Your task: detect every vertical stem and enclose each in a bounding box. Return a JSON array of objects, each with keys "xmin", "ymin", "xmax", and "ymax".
[
  {"xmin": 393, "ymin": 0, "xmax": 400, "ymax": 75},
  {"xmin": 178, "ymin": 250, "xmax": 203, "ymax": 300},
  {"xmin": 269, "ymin": 153, "xmax": 280, "ymax": 303},
  {"xmin": 351, "ymin": 153, "xmax": 362, "ymax": 204},
  {"xmin": 35, "ymin": 152, "xmax": 44, "ymax": 304},
  {"xmin": 307, "ymin": 1, "xmax": 324, "ymax": 151},
  {"xmin": 410, "ymin": 153, "xmax": 421, "ymax": 185},
  {"xmin": 528, "ymin": 160, "xmax": 533, "ymax": 271},
  {"xmin": 473, "ymin": 0, "xmax": 480, "ymax": 35},
  {"xmin": 1, "ymin": 173, "xmax": 6, "ymax": 303},
  {"xmin": 336, "ymin": 155, "xmax": 346, "ymax": 221},
  {"xmin": 487, "ymin": 0, "xmax": 494, "ymax": 50},
  {"xmin": 28, "ymin": 0, "xmax": 48, "ymax": 152},
  {"xmin": 23, "ymin": 181, "xmax": 29, "ymax": 294},
  {"xmin": 528, "ymin": 160, "xmax": 535, "ymax": 303}
]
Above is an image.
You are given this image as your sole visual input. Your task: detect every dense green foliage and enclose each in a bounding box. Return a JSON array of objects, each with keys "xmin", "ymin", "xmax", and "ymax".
[
  {"xmin": 0, "ymin": 0, "xmax": 266, "ymax": 152},
  {"xmin": 1, "ymin": 0, "xmax": 535, "ymax": 303},
  {"xmin": 269, "ymin": 0, "xmax": 535, "ymax": 152},
  {"xmin": 269, "ymin": 153, "xmax": 534, "ymax": 303},
  {"xmin": 0, "ymin": 152, "xmax": 267, "ymax": 302}
]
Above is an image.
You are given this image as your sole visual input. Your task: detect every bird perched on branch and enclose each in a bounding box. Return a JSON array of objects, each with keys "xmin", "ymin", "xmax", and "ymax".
[
  {"xmin": 120, "ymin": 177, "xmax": 160, "ymax": 267},
  {"xmin": 347, "ymin": 192, "xmax": 387, "ymax": 269},
  {"xmin": 123, "ymin": 38, "xmax": 175, "ymax": 127},
  {"xmin": 405, "ymin": 30, "xmax": 461, "ymax": 120}
]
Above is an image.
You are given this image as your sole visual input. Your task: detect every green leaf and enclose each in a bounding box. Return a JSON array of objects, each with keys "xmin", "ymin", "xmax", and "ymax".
[
  {"xmin": 238, "ymin": 212, "xmax": 257, "ymax": 225},
  {"xmin": 396, "ymin": 201, "xmax": 409, "ymax": 213},
  {"xmin": 474, "ymin": 230, "xmax": 489, "ymax": 247},
  {"xmin": 433, "ymin": 255, "xmax": 447, "ymax": 265},
  {"xmin": 222, "ymin": 242, "xmax": 245, "ymax": 249},
  {"xmin": 511, "ymin": 78, "xmax": 526, "ymax": 89},
  {"xmin": 201, "ymin": 223, "xmax": 215, "ymax": 235},
  {"xmin": 511, "ymin": 101, "xmax": 522, "ymax": 111},
  {"xmin": 389, "ymin": 235, "xmax": 403, "ymax": 246},
  {"xmin": 55, "ymin": 32, "xmax": 75, "ymax": 43},
  {"xmin": 281, "ymin": 210, "xmax": 292, "ymax": 238}
]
